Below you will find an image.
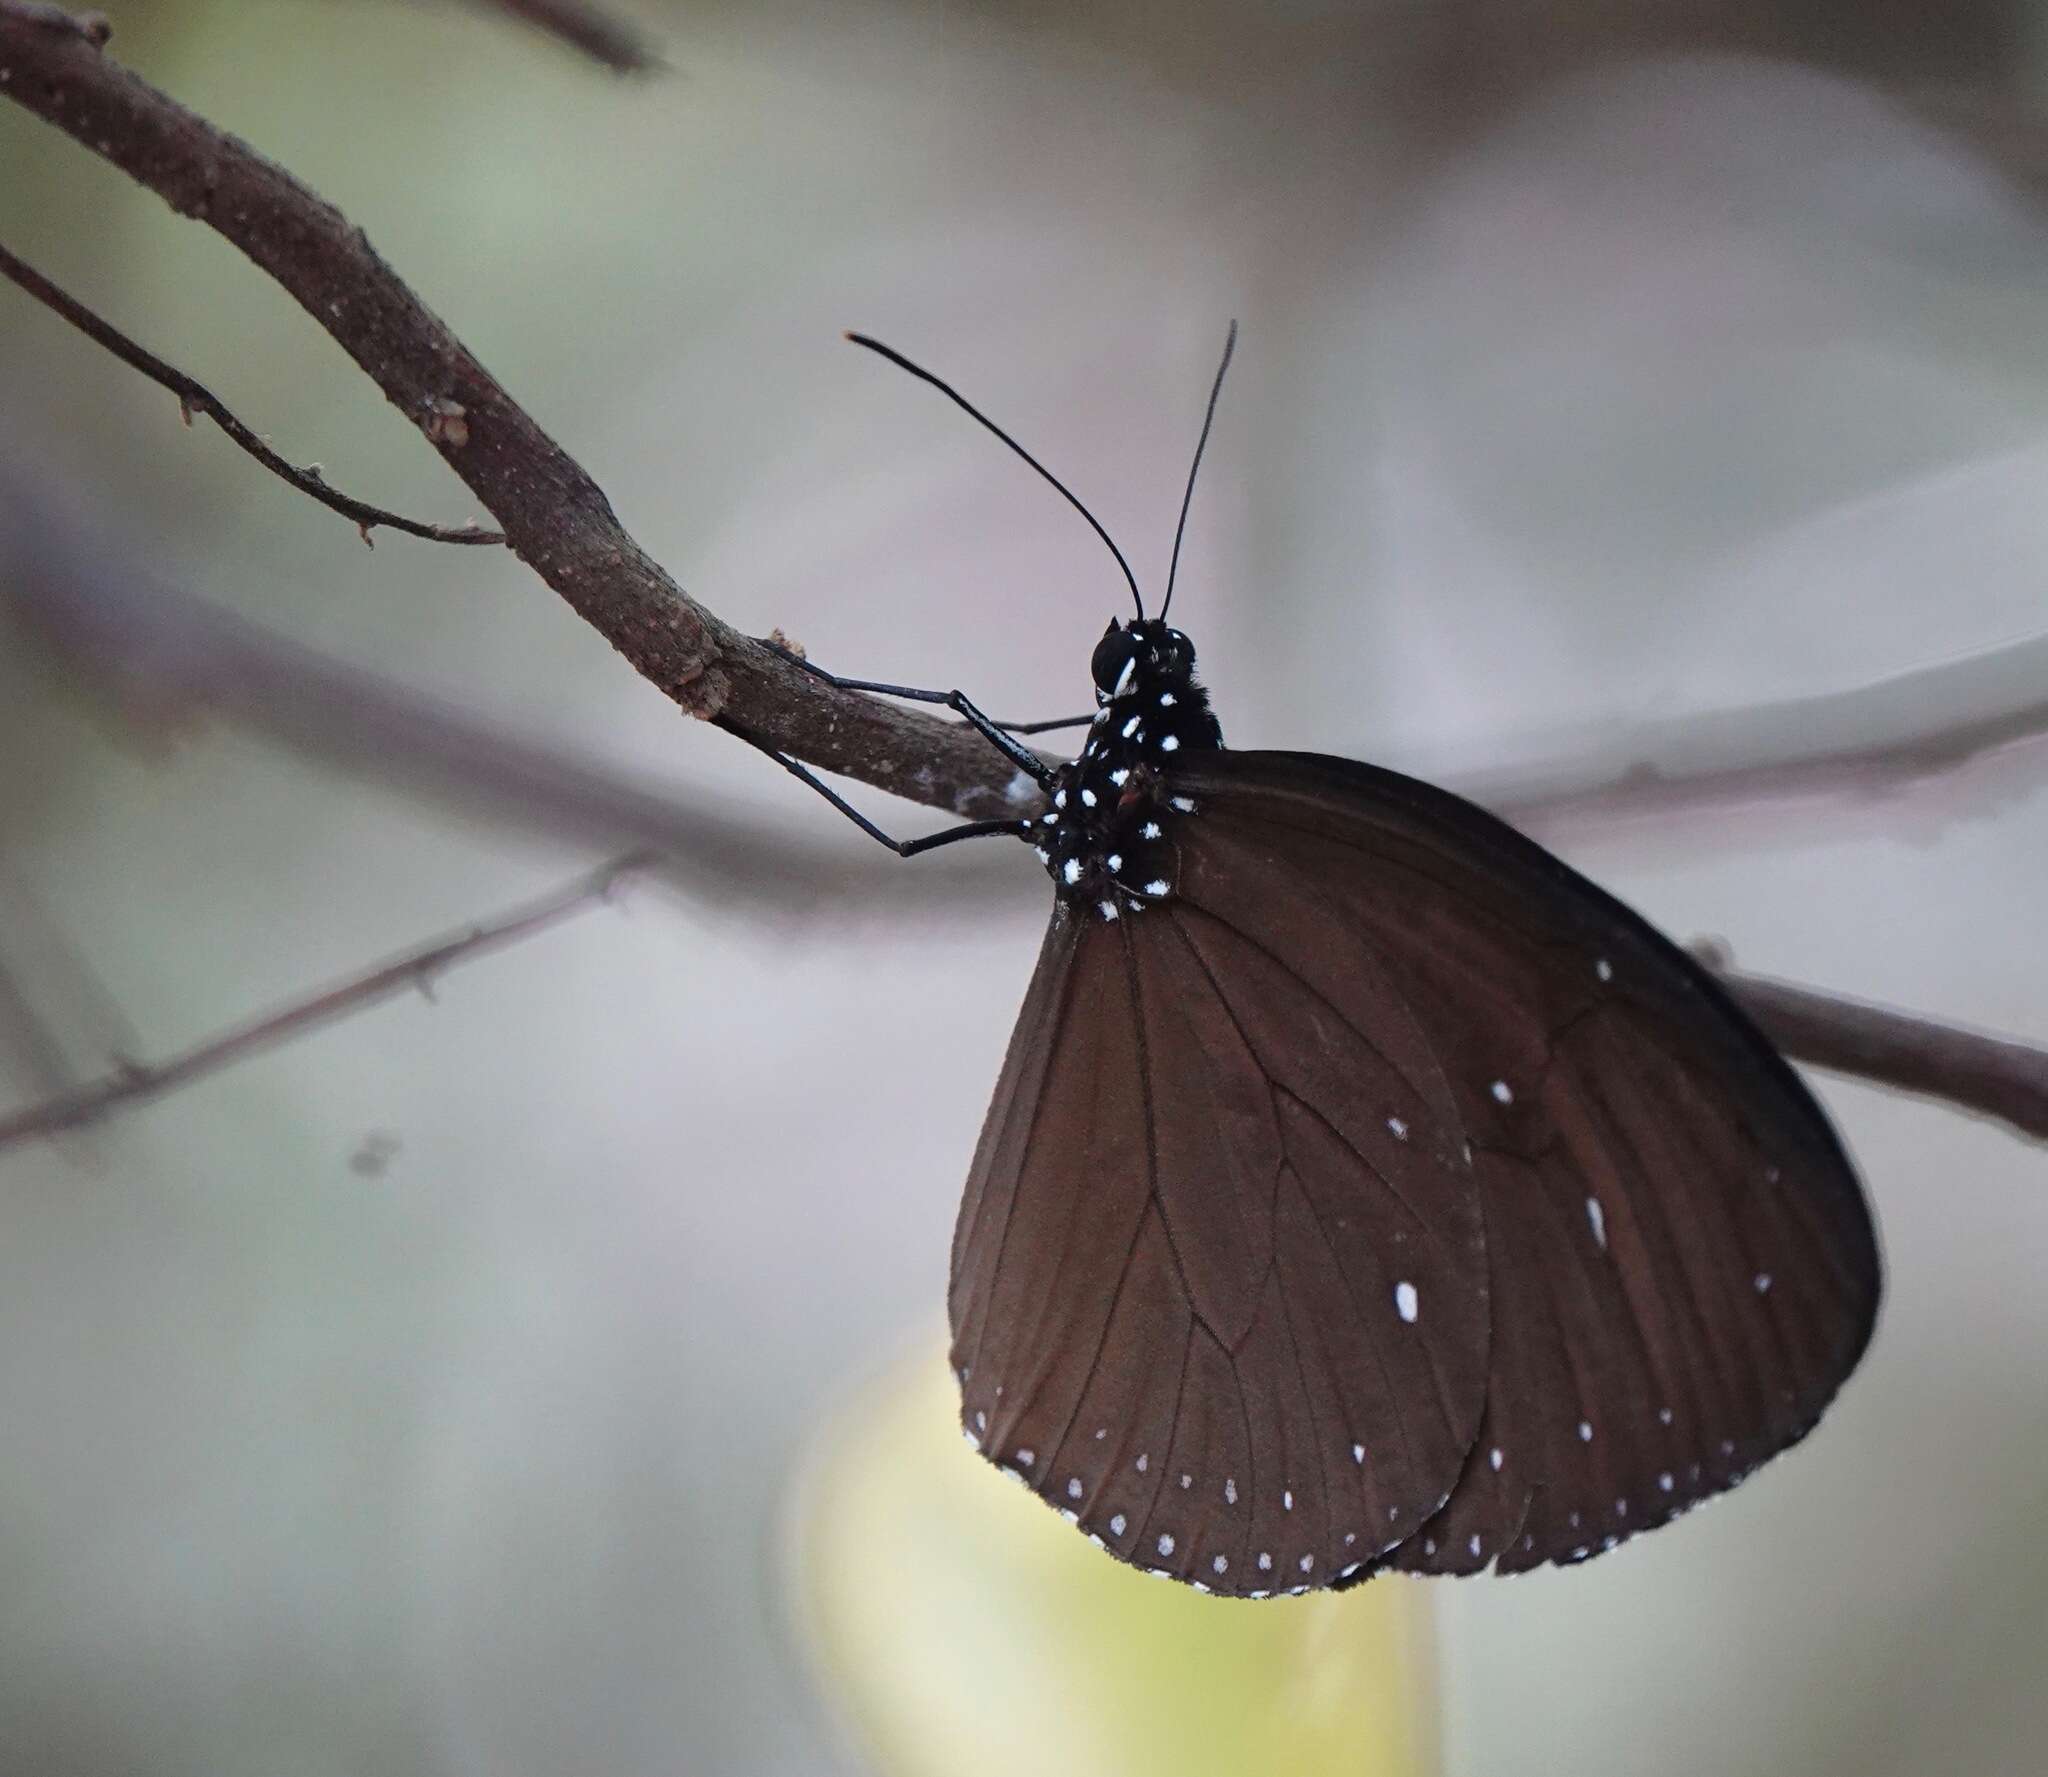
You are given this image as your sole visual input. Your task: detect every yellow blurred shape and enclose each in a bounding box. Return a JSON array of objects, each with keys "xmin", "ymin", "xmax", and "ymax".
[{"xmin": 788, "ymin": 1342, "xmax": 1438, "ymax": 1777}]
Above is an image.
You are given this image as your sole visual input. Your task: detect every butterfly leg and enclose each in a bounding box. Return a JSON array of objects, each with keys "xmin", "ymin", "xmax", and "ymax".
[
  {"xmin": 719, "ymin": 721, "xmax": 1035, "ymax": 858},
  {"xmin": 992, "ymin": 713, "xmax": 1094, "ymax": 735},
  {"xmin": 759, "ymin": 640, "xmax": 1059, "ymax": 788}
]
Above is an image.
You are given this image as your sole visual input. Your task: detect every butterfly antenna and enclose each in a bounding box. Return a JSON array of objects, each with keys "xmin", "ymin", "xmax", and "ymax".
[
  {"xmin": 1161, "ymin": 319, "xmax": 1237, "ymax": 623},
  {"xmin": 846, "ymin": 332, "xmax": 1146, "ymax": 621}
]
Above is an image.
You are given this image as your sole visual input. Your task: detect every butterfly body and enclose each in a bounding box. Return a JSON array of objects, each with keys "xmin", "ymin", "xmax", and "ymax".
[
  {"xmin": 1033, "ymin": 618, "xmax": 1223, "ymax": 919},
  {"xmin": 953, "ymin": 621, "xmax": 1881, "ymax": 1595}
]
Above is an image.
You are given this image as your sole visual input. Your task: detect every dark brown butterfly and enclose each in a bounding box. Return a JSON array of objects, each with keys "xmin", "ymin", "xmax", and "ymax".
[{"xmin": 740, "ymin": 327, "xmax": 1882, "ymax": 1596}]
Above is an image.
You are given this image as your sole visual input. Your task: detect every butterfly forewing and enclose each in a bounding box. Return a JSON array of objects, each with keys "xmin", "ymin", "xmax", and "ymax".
[
  {"xmin": 1174, "ymin": 752, "xmax": 1880, "ymax": 1576},
  {"xmin": 949, "ymin": 813, "xmax": 1496, "ymax": 1594}
]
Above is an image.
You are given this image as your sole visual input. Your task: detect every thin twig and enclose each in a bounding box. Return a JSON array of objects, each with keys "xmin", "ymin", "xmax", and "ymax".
[
  {"xmin": 0, "ymin": 854, "xmax": 651, "ymax": 1150},
  {"xmin": 476, "ymin": 0, "xmax": 661, "ymax": 73},
  {"xmin": 0, "ymin": 2, "xmax": 1026, "ymax": 821},
  {"xmin": 1699, "ymin": 943, "xmax": 2048, "ymax": 1145},
  {"xmin": 0, "ymin": 241, "xmax": 502, "ymax": 548}
]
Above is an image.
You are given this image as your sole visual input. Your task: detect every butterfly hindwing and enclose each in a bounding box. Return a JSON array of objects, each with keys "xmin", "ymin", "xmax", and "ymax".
[{"xmin": 1175, "ymin": 751, "xmax": 1881, "ymax": 1575}]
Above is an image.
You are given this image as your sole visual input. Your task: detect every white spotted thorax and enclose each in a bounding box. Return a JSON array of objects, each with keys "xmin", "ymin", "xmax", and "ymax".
[{"xmin": 1027, "ymin": 617, "xmax": 1223, "ymax": 917}]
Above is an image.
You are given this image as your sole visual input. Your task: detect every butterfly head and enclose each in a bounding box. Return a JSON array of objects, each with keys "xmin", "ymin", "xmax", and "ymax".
[{"xmin": 1089, "ymin": 617, "xmax": 1201, "ymax": 707}]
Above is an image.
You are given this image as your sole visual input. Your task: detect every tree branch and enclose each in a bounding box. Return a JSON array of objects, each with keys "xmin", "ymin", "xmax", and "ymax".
[
  {"xmin": 1699, "ymin": 945, "xmax": 2048, "ymax": 1146},
  {"xmin": 0, "ymin": 241, "xmax": 502, "ymax": 547},
  {"xmin": 0, "ymin": 853, "xmax": 651, "ymax": 1150},
  {"xmin": 0, "ymin": 1, "xmax": 1033, "ymax": 821}
]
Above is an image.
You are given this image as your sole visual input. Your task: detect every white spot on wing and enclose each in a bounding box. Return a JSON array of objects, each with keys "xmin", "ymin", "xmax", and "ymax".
[
  {"xmin": 1387, "ymin": 1116, "xmax": 1407, "ymax": 1140},
  {"xmin": 1394, "ymin": 1280, "xmax": 1419, "ymax": 1323},
  {"xmin": 1098, "ymin": 901, "xmax": 1120, "ymax": 921},
  {"xmin": 1578, "ymin": 1421, "xmax": 1593, "ymax": 1442},
  {"xmin": 1159, "ymin": 734, "xmax": 1180, "ymax": 752},
  {"xmin": 1596, "ymin": 957, "xmax": 1613, "ymax": 982},
  {"xmin": 1110, "ymin": 1513, "xmax": 1126, "ymax": 1536},
  {"xmin": 1066, "ymin": 1478, "xmax": 1083, "ymax": 1500},
  {"xmin": 1352, "ymin": 1443, "xmax": 1365, "ymax": 1464},
  {"xmin": 1143, "ymin": 879, "xmax": 1170, "ymax": 896},
  {"xmin": 1586, "ymin": 1197, "xmax": 1607, "ymax": 1250},
  {"xmin": 1490, "ymin": 1079, "xmax": 1514, "ymax": 1104},
  {"xmin": 1157, "ymin": 1533, "xmax": 1175, "ymax": 1557},
  {"xmin": 1061, "ymin": 857, "xmax": 1082, "ymax": 886},
  {"xmin": 1489, "ymin": 1447, "xmax": 1503, "ymax": 1471},
  {"xmin": 1754, "ymin": 1272, "xmax": 1773, "ymax": 1294}
]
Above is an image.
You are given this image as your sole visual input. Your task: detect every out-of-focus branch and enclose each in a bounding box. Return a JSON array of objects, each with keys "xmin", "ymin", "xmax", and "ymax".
[
  {"xmin": 0, "ymin": 846, "xmax": 2035, "ymax": 1152},
  {"xmin": 0, "ymin": 854, "xmax": 649, "ymax": 1150},
  {"xmin": 476, "ymin": 0, "xmax": 660, "ymax": 73},
  {"xmin": 1454, "ymin": 633, "xmax": 2048, "ymax": 845},
  {"xmin": 0, "ymin": 242, "xmax": 501, "ymax": 547},
  {"xmin": 0, "ymin": 2, "xmax": 1031, "ymax": 821},
  {"xmin": 1698, "ymin": 942, "xmax": 2048, "ymax": 1145}
]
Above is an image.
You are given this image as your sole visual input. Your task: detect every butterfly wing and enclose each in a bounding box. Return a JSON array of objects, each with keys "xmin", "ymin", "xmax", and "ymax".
[
  {"xmin": 949, "ymin": 845, "xmax": 1493, "ymax": 1594},
  {"xmin": 1171, "ymin": 750, "xmax": 1882, "ymax": 1576}
]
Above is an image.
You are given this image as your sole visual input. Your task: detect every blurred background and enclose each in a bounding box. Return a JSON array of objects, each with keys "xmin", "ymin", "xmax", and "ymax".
[{"xmin": 3, "ymin": 1, "xmax": 2046, "ymax": 1772}]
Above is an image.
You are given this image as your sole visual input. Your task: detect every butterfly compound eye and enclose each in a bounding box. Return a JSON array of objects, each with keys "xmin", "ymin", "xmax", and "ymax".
[{"xmin": 1090, "ymin": 624, "xmax": 1142, "ymax": 696}]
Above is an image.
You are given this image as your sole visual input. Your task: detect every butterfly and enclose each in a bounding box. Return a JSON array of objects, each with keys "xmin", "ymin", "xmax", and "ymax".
[{"xmin": 735, "ymin": 326, "xmax": 1882, "ymax": 1595}]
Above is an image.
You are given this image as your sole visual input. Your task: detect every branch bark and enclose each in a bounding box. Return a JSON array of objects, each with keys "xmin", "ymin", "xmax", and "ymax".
[{"xmin": 0, "ymin": 0, "xmax": 1032, "ymax": 821}]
